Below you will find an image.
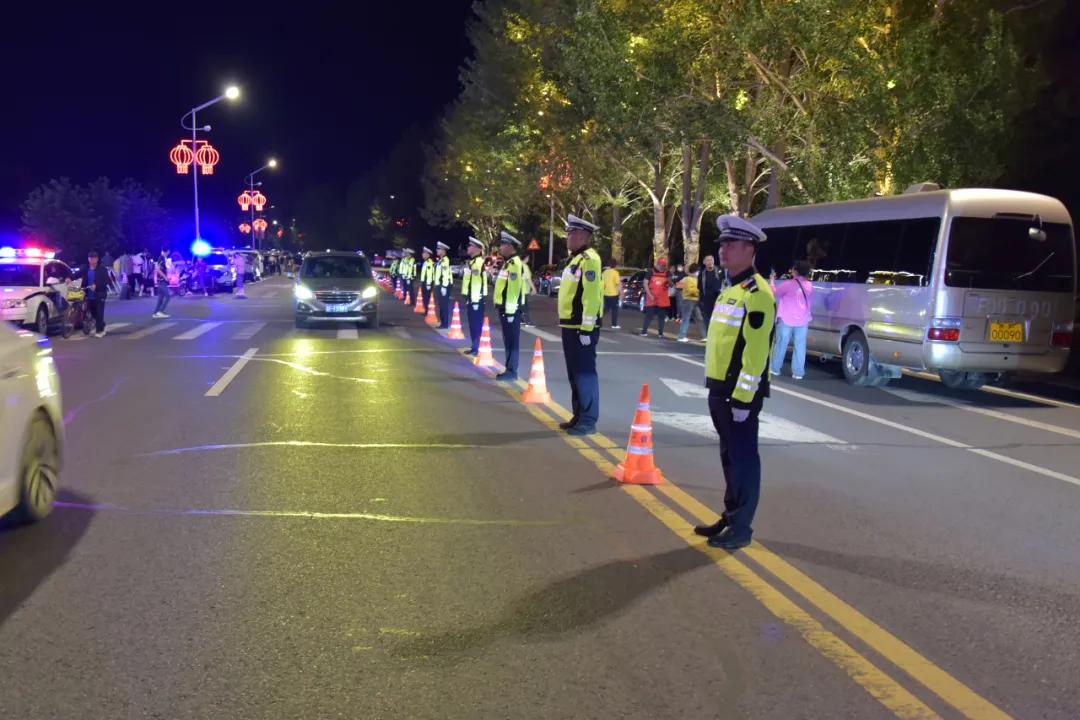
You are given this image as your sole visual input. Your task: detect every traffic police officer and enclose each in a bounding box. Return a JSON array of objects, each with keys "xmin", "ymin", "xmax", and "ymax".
[
  {"xmin": 461, "ymin": 236, "xmax": 488, "ymax": 355},
  {"xmin": 419, "ymin": 246, "xmax": 435, "ymax": 313},
  {"xmin": 493, "ymin": 231, "xmax": 527, "ymax": 381},
  {"xmin": 434, "ymin": 241, "xmax": 453, "ymax": 328},
  {"xmin": 388, "ymin": 253, "xmax": 400, "ymax": 290},
  {"xmin": 694, "ymin": 215, "xmax": 775, "ymax": 550},
  {"xmin": 558, "ymin": 214, "xmax": 603, "ymax": 436},
  {"xmin": 402, "ymin": 248, "xmax": 417, "ymax": 306}
]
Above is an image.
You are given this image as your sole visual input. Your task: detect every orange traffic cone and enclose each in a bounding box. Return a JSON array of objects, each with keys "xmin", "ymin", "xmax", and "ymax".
[
  {"xmin": 521, "ymin": 338, "xmax": 552, "ymax": 403},
  {"xmin": 613, "ymin": 383, "xmax": 664, "ymax": 485},
  {"xmin": 474, "ymin": 317, "xmax": 496, "ymax": 367},
  {"xmin": 403, "ymin": 285, "xmax": 412, "ymax": 305},
  {"xmin": 425, "ymin": 297, "xmax": 438, "ymax": 325},
  {"xmin": 414, "ymin": 292, "xmax": 426, "ymax": 314},
  {"xmin": 394, "ymin": 279, "xmax": 402, "ymax": 299},
  {"xmin": 447, "ymin": 302, "xmax": 466, "ymax": 339}
]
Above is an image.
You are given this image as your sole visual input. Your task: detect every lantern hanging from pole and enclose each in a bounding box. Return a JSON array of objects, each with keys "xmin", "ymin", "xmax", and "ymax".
[
  {"xmin": 239, "ymin": 223, "xmax": 252, "ymax": 234},
  {"xmin": 195, "ymin": 142, "xmax": 220, "ymax": 175},
  {"xmin": 253, "ymin": 218, "xmax": 268, "ymax": 240},
  {"xmin": 169, "ymin": 143, "xmax": 194, "ymax": 174},
  {"xmin": 276, "ymin": 227, "xmax": 284, "ymax": 239},
  {"xmin": 237, "ymin": 191, "xmax": 252, "ymax": 211},
  {"xmin": 251, "ymin": 191, "xmax": 267, "ymax": 212}
]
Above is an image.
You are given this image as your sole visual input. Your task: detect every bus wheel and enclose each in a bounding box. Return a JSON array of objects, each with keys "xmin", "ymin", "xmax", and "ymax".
[
  {"xmin": 842, "ymin": 331, "xmax": 873, "ymax": 386},
  {"xmin": 939, "ymin": 370, "xmax": 987, "ymax": 390}
]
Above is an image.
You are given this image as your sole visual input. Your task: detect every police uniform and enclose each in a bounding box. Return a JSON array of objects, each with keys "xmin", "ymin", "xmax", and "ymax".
[
  {"xmin": 433, "ymin": 241, "xmax": 453, "ymax": 328},
  {"xmin": 419, "ymin": 247, "xmax": 435, "ymax": 312},
  {"xmin": 695, "ymin": 215, "xmax": 775, "ymax": 550},
  {"xmin": 389, "ymin": 255, "xmax": 400, "ymax": 291},
  {"xmin": 401, "ymin": 249, "xmax": 417, "ymax": 306},
  {"xmin": 461, "ymin": 237, "xmax": 488, "ymax": 354},
  {"xmin": 520, "ymin": 262, "xmax": 534, "ymax": 326},
  {"xmin": 494, "ymin": 232, "xmax": 527, "ymax": 380},
  {"xmin": 558, "ymin": 215, "xmax": 603, "ymax": 434}
]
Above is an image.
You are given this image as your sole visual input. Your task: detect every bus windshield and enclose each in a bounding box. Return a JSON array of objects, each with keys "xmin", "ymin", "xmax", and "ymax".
[{"xmin": 945, "ymin": 217, "xmax": 1075, "ymax": 293}]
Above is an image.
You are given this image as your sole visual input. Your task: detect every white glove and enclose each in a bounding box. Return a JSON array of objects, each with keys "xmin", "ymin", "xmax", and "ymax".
[
  {"xmin": 579, "ymin": 333, "xmax": 592, "ymax": 347},
  {"xmin": 440, "ymin": 288, "xmax": 447, "ymax": 296},
  {"xmin": 471, "ymin": 304, "xmax": 479, "ymax": 311},
  {"xmin": 732, "ymin": 407, "xmax": 750, "ymax": 423},
  {"xmin": 506, "ymin": 314, "xmax": 515, "ymax": 320}
]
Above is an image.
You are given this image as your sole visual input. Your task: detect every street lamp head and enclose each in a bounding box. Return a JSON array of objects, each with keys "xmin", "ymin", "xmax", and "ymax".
[
  {"xmin": 268, "ymin": 158, "xmax": 278, "ymax": 169},
  {"xmin": 203, "ymin": 125, "xmax": 212, "ymax": 132},
  {"xmin": 225, "ymin": 86, "xmax": 241, "ymax": 100}
]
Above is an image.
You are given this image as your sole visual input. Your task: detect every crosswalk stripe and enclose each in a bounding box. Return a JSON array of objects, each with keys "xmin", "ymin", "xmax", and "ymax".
[
  {"xmin": 522, "ymin": 326, "xmax": 561, "ymax": 343},
  {"xmin": 336, "ymin": 327, "xmax": 359, "ymax": 340},
  {"xmin": 232, "ymin": 322, "xmax": 266, "ymax": 340},
  {"xmin": 173, "ymin": 322, "xmax": 223, "ymax": 340},
  {"xmin": 124, "ymin": 322, "xmax": 178, "ymax": 340},
  {"xmin": 106, "ymin": 323, "xmax": 130, "ymax": 331}
]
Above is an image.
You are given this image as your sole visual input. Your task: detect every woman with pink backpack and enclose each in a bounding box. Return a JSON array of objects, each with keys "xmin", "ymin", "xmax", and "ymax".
[{"xmin": 770, "ymin": 260, "xmax": 813, "ymax": 379}]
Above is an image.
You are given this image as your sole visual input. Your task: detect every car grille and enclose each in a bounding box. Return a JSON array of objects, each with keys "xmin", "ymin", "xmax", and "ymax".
[{"xmin": 314, "ymin": 291, "xmax": 358, "ymax": 304}]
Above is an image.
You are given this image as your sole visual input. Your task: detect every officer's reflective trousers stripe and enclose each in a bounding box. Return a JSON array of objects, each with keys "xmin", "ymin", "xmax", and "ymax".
[
  {"xmin": 499, "ymin": 310, "xmax": 521, "ymax": 375},
  {"xmin": 437, "ymin": 286, "xmax": 451, "ymax": 328},
  {"xmin": 707, "ymin": 392, "xmax": 761, "ymax": 537},
  {"xmin": 561, "ymin": 327, "xmax": 600, "ymax": 427},
  {"xmin": 466, "ymin": 298, "xmax": 486, "ymax": 353}
]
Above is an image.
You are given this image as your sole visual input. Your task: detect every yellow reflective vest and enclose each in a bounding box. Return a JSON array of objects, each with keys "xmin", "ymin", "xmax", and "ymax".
[
  {"xmin": 494, "ymin": 255, "xmax": 527, "ymax": 315},
  {"xmin": 420, "ymin": 258, "xmax": 435, "ymax": 285},
  {"xmin": 389, "ymin": 259, "xmax": 399, "ymax": 275},
  {"xmin": 558, "ymin": 246, "xmax": 603, "ymax": 331},
  {"xmin": 705, "ymin": 270, "xmax": 776, "ymax": 409},
  {"xmin": 461, "ymin": 255, "xmax": 488, "ymax": 302},
  {"xmin": 434, "ymin": 256, "xmax": 453, "ymax": 287}
]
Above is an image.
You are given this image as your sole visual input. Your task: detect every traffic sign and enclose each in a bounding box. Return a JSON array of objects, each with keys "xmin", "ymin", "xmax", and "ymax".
[{"xmin": 527, "ymin": 239, "xmax": 541, "ymax": 251}]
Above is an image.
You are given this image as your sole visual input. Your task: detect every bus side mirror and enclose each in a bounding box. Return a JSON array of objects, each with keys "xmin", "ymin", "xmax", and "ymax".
[{"xmin": 1028, "ymin": 227, "xmax": 1047, "ymax": 242}]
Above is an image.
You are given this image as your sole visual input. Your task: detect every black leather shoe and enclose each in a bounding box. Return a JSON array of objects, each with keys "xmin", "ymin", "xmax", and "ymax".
[
  {"xmin": 566, "ymin": 425, "xmax": 597, "ymax": 436},
  {"xmin": 464, "ymin": 349, "xmax": 477, "ymax": 356},
  {"xmin": 693, "ymin": 517, "xmax": 727, "ymax": 538},
  {"xmin": 558, "ymin": 417, "xmax": 579, "ymax": 430},
  {"xmin": 706, "ymin": 528, "xmax": 752, "ymax": 550},
  {"xmin": 495, "ymin": 371, "xmax": 516, "ymax": 382}
]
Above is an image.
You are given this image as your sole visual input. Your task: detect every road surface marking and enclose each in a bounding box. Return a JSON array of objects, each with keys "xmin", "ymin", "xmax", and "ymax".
[
  {"xmin": 232, "ymin": 322, "xmax": 267, "ymax": 340},
  {"xmin": 654, "ymin": 482, "xmax": 1011, "ymax": 720},
  {"xmin": 53, "ymin": 501, "xmax": 556, "ymax": 527},
  {"xmin": 625, "ymin": 485, "xmax": 941, "ymax": 720},
  {"xmin": 523, "ymin": 326, "xmax": 561, "ymax": 343},
  {"xmin": 205, "ymin": 347, "xmax": 257, "ymax": 397},
  {"xmin": 390, "ymin": 326, "xmax": 411, "ymax": 340},
  {"xmin": 124, "ymin": 322, "xmax": 178, "ymax": 340},
  {"xmin": 174, "ymin": 321, "xmax": 223, "ymax": 340},
  {"xmin": 651, "ymin": 411, "xmax": 849, "ymax": 447},
  {"xmin": 105, "ymin": 322, "xmax": 130, "ymax": 331},
  {"xmin": 139, "ymin": 440, "xmax": 484, "ymax": 457},
  {"xmin": 660, "ymin": 376, "xmax": 709, "ymax": 398},
  {"xmin": 882, "ymin": 386, "xmax": 1080, "ymax": 440},
  {"xmin": 246, "ymin": 356, "xmax": 376, "ymax": 384},
  {"xmin": 337, "ymin": 326, "xmax": 359, "ymax": 339}
]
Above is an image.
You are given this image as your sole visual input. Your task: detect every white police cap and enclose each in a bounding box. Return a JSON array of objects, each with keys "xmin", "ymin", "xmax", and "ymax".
[
  {"xmin": 403, "ymin": 247, "xmax": 415, "ymax": 255},
  {"xmin": 436, "ymin": 241, "xmax": 450, "ymax": 251},
  {"xmin": 499, "ymin": 231, "xmax": 521, "ymax": 247},
  {"xmin": 422, "ymin": 246, "xmax": 433, "ymax": 254},
  {"xmin": 565, "ymin": 214, "xmax": 599, "ymax": 234},
  {"xmin": 467, "ymin": 236, "xmax": 485, "ymax": 250},
  {"xmin": 716, "ymin": 214, "xmax": 767, "ymax": 243}
]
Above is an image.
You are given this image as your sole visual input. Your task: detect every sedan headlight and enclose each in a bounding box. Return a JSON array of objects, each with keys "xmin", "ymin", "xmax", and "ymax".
[
  {"xmin": 294, "ymin": 284, "xmax": 315, "ymax": 301},
  {"xmin": 1, "ymin": 299, "xmax": 27, "ymax": 309},
  {"xmin": 361, "ymin": 286, "xmax": 377, "ymax": 299}
]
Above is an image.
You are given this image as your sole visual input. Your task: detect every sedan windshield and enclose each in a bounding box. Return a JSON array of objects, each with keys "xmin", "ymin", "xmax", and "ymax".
[
  {"xmin": 302, "ymin": 256, "xmax": 371, "ymax": 279},
  {"xmin": 0, "ymin": 263, "xmax": 40, "ymax": 287}
]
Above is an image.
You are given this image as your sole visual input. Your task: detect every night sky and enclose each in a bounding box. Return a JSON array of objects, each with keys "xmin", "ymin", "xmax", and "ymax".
[{"xmin": 0, "ymin": 2, "xmax": 475, "ymax": 245}]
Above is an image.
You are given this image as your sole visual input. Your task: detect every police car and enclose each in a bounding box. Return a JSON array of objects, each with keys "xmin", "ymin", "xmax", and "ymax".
[
  {"xmin": 0, "ymin": 322, "xmax": 62, "ymax": 524},
  {"xmin": 0, "ymin": 247, "xmax": 73, "ymax": 336}
]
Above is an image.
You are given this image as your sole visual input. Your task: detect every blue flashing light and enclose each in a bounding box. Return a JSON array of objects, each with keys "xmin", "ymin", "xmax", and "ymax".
[
  {"xmin": 0, "ymin": 246, "xmax": 15, "ymax": 258},
  {"xmin": 191, "ymin": 239, "xmax": 213, "ymax": 257}
]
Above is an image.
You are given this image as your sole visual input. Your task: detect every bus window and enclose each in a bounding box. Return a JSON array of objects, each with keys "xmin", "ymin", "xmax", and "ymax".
[
  {"xmin": 945, "ymin": 217, "xmax": 1074, "ymax": 292},
  {"xmin": 758, "ymin": 226, "xmax": 799, "ymax": 275},
  {"xmin": 799, "ymin": 223, "xmax": 846, "ymax": 279},
  {"xmin": 894, "ymin": 218, "xmax": 940, "ymax": 287},
  {"xmin": 842, "ymin": 220, "xmax": 904, "ymax": 283}
]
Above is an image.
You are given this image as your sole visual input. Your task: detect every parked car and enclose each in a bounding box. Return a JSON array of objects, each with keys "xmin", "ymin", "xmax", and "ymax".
[
  {"xmin": 204, "ymin": 252, "xmax": 236, "ymax": 291},
  {"xmin": 0, "ymin": 323, "xmax": 62, "ymax": 524},
  {"xmin": 621, "ymin": 270, "xmax": 650, "ymax": 311},
  {"xmin": 545, "ymin": 259, "xmax": 571, "ymax": 296},
  {"xmin": 0, "ymin": 247, "xmax": 75, "ymax": 336}
]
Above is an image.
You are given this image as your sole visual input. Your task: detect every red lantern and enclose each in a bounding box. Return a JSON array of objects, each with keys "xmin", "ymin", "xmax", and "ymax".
[
  {"xmin": 239, "ymin": 223, "xmax": 252, "ymax": 234},
  {"xmin": 276, "ymin": 227, "xmax": 284, "ymax": 239},
  {"xmin": 251, "ymin": 191, "xmax": 267, "ymax": 212},
  {"xmin": 253, "ymin": 218, "xmax": 268, "ymax": 240},
  {"xmin": 237, "ymin": 192, "xmax": 252, "ymax": 211},
  {"xmin": 195, "ymin": 142, "xmax": 220, "ymax": 175},
  {"xmin": 170, "ymin": 143, "xmax": 194, "ymax": 174}
]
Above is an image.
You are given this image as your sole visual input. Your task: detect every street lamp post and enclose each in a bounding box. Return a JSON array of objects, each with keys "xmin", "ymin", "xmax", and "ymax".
[
  {"xmin": 244, "ymin": 158, "xmax": 277, "ymax": 251},
  {"xmin": 181, "ymin": 86, "xmax": 240, "ymax": 242},
  {"xmin": 548, "ymin": 194, "xmax": 555, "ymax": 266}
]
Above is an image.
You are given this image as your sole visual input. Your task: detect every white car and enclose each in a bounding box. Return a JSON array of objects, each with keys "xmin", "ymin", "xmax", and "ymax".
[
  {"xmin": 0, "ymin": 323, "xmax": 62, "ymax": 524},
  {"xmin": 0, "ymin": 247, "xmax": 73, "ymax": 335}
]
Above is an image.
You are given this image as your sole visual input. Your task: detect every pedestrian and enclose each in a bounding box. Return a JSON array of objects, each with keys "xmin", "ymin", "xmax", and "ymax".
[
  {"xmin": 461, "ymin": 237, "xmax": 488, "ymax": 355},
  {"xmin": 639, "ymin": 257, "xmax": 671, "ymax": 338},
  {"xmin": 770, "ymin": 260, "xmax": 813, "ymax": 380},
  {"xmin": 557, "ymin": 215, "xmax": 603, "ymax": 436},
  {"xmin": 401, "ymin": 248, "xmax": 417, "ymax": 306},
  {"xmin": 419, "ymin": 246, "xmax": 435, "ymax": 314},
  {"xmin": 694, "ymin": 215, "xmax": 775, "ymax": 550},
  {"xmin": 494, "ymin": 231, "xmax": 527, "ymax": 381},
  {"xmin": 131, "ymin": 251, "xmax": 145, "ymax": 297},
  {"xmin": 152, "ymin": 251, "xmax": 172, "ymax": 319},
  {"xmin": 669, "ymin": 263, "xmax": 685, "ymax": 320},
  {"xmin": 233, "ymin": 252, "xmax": 247, "ymax": 298},
  {"xmin": 434, "ymin": 241, "xmax": 453, "ymax": 328},
  {"xmin": 520, "ymin": 261, "xmax": 535, "ymax": 327},
  {"xmin": 83, "ymin": 251, "xmax": 109, "ymax": 337},
  {"xmin": 676, "ymin": 263, "xmax": 705, "ymax": 342},
  {"xmin": 697, "ymin": 253, "xmax": 723, "ymax": 337},
  {"xmin": 195, "ymin": 256, "xmax": 209, "ymax": 296},
  {"xmin": 601, "ymin": 259, "xmax": 622, "ymax": 329},
  {"xmin": 142, "ymin": 250, "xmax": 155, "ymax": 296}
]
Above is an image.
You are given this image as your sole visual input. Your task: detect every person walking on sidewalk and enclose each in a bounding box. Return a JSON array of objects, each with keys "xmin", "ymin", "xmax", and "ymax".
[
  {"xmin": 694, "ymin": 215, "xmax": 775, "ymax": 550},
  {"xmin": 494, "ymin": 231, "xmax": 527, "ymax": 382},
  {"xmin": 461, "ymin": 237, "xmax": 488, "ymax": 355},
  {"xmin": 676, "ymin": 263, "xmax": 705, "ymax": 342},
  {"xmin": 639, "ymin": 257, "xmax": 671, "ymax": 338},
  {"xmin": 602, "ymin": 259, "xmax": 622, "ymax": 329},
  {"xmin": 697, "ymin": 254, "xmax": 723, "ymax": 337},
  {"xmin": 434, "ymin": 241, "xmax": 453, "ymax": 328},
  {"xmin": 84, "ymin": 251, "xmax": 109, "ymax": 337},
  {"xmin": 558, "ymin": 215, "xmax": 603, "ymax": 436},
  {"xmin": 152, "ymin": 251, "xmax": 172, "ymax": 319},
  {"xmin": 770, "ymin": 260, "xmax": 813, "ymax": 380}
]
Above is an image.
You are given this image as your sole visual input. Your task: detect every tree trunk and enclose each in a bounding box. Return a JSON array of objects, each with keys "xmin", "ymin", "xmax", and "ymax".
[
  {"xmin": 651, "ymin": 157, "xmax": 667, "ymax": 261},
  {"xmin": 680, "ymin": 142, "xmax": 693, "ymax": 263},
  {"xmin": 664, "ymin": 204, "xmax": 678, "ymax": 260},
  {"xmin": 765, "ymin": 139, "xmax": 785, "ymax": 210},
  {"xmin": 725, "ymin": 159, "xmax": 740, "ymax": 214},
  {"xmin": 610, "ymin": 204, "xmax": 624, "ymax": 265},
  {"xmin": 683, "ymin": 141, "xmax": 710, "ymax": 264},
  {"xmin": 740, "ymin": 150, "xmax": 756, "ymax": 217}
]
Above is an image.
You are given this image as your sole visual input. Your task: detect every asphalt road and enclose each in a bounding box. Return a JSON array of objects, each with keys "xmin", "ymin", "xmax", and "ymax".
[{"xmin": 1, "ymin": 276, "xmax": 1078, "ymax": 719}]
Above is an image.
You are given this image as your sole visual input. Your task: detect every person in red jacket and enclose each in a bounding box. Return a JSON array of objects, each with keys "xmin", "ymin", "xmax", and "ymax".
[{"xmin": 638, "ymin": 257, "xmax": 671, "ymax": 339}]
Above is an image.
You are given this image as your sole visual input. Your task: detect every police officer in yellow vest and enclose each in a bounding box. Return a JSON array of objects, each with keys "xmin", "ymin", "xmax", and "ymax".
[
  {"xmin": 494, "ymin": 231, "xmax": 527, "ymax": 381},
  {"xmin": 401, "ymin": 248, "xmax": 417, "ymax": 306},
  {"xmin": 461, "ymin": 237, "xmax": 488, "ymax": 355},
  {"xmin": 694, "ymin": 215, "xmax": 776, "ymax": 550},
  {"xmin": 558, "ymin": 214, "xmax": 603, "ymax": 436},
  {"xmin": 419, "ymin": 246, "xmax": 436, "ymax": 313},
  {"xmin": 434, "ymin": 241, "xmax": 453, "ymax": 328}
]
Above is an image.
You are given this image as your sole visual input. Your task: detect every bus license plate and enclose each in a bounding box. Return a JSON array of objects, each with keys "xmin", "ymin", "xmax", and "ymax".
[
  {"xmin": 989, "ymin": 321, "xmax": 1023, "ymax": 343},
  {"xmin": 326, "ymin": 303, "xmax": 350, "ymax": 313}
]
